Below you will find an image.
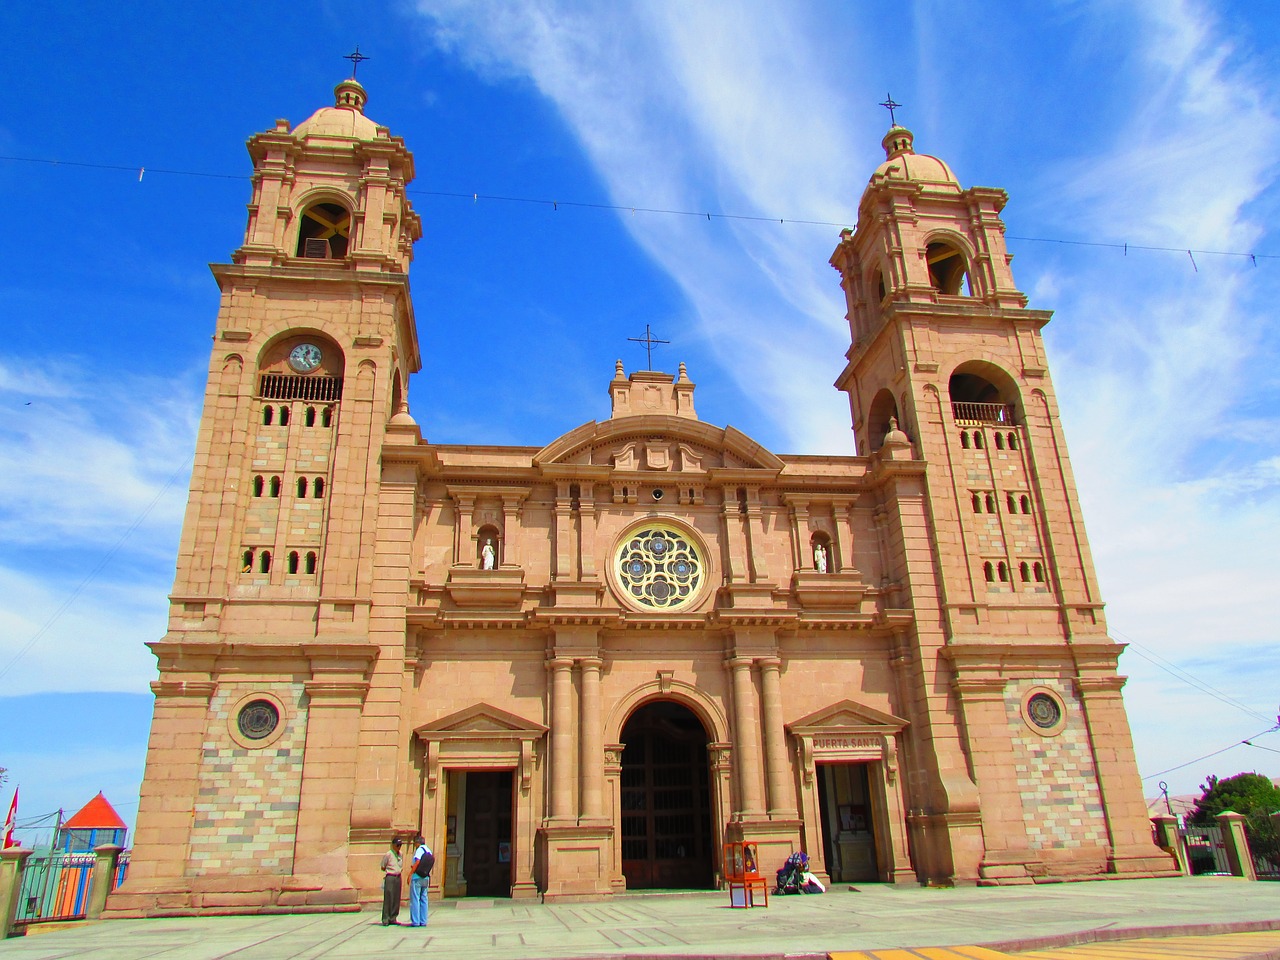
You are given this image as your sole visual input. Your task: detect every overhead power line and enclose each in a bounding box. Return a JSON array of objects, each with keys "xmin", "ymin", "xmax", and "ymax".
[
  {"xmin": 1142, "ymin": 724, "xmax": 1280, "ymax": 781},
  {"xmin": 1, "ymin": 153, "xmax": 1276, "ymax": 265}
]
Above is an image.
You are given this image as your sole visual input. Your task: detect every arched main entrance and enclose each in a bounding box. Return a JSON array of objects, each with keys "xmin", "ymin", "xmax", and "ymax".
[{"xmin": 619, "ymin": 700, "xmax": 714, "ymax": 889}]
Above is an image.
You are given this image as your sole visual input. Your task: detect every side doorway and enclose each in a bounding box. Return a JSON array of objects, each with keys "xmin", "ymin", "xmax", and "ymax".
[
  {"xmin": 444, "ymin": 770, "xmax": 514, "ymax": 898},
  {"xmin": 816, "ymin": 762, "xmax": 879, "ymax": 882}
]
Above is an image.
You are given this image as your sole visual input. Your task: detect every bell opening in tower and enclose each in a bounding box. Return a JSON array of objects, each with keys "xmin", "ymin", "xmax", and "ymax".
[
  {"xmin": 619, "ymin": 700, "xmax": 714, "ymax": 890},
  {"xmin": 296, "ymin": 202, "xmax": 351, "ymax": 259}
]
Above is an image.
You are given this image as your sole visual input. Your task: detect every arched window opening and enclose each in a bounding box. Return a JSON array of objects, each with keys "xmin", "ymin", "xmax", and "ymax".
[
  {"xmin": 973, "ymin": 431, "xmax": 984, "ymax": 449},
  {"xmin": 297, "ymin": 477, "xmax": 308, "ymax": 498},
  {"xmin": 810, "ymin": 532, "xmax": 834, "ymax": 574},
  {"xmin": 997, "ymin": 561, "xmax": 1008, "ymax": 582},
  {"xmin": 867, "ymin": 388, "xmax": 900, "ymax": 452},
  {"xmin": 314, "ymin": 477, "xmax": 324, "ymax": 498},
  {"xmin": 477, "ymin": 524, "xmax": 501, "ymax": 570},
  {"xmin": 269, "ymin": 476, "xmax": 281, "ymax": 498},
  {"xmin": 1020, "ymin": 562, "xmax": 1031, "ymax": 582},
  {"xmin": 253, "ymin": 475, "xmax": 264, "ymax": 497},
  {"xmin": 994, "ymin": 432, "xmax": 1005, "ymax": 450},
  {"xmin": 1006, "ymin": 493, "xmax": 1017, "ymax": 512},
  {"xmin": 960, "ymin": 430, "xmax": 970, "ymax": 449},
  {"xmin": 259, "ymin": 550, "xmax": 272, "ymax": 573},
  {"xmin": 242, "ymin": 549, "xmax": 255, "ymax": 572},
  {"xmin": 983, "ymin": 562, "xmax": 994, "ymax": 583},
  {"xmin": 950, "ymin": 370, "xmax": 1016, "ymax": 426},
  {"xmin": 305, "ymin": 551, "xmax": 317, "ymax": 575},
  {"xmin": 985, "ymin": 493, "xmax": 996, "ymax": 513},
  {"xmin": 305, "ymin": 406, "xmax": 316, "ymax": 427},
  {"xmin": 288, "ymin": 551, "xmax": 300, "ymax": 574},
  {"xmin": 971, "ymin": 493, "xmax": 982, "ymax": 513},
  {"xmin": 1020, "ymin": 495, "xmax": 1031, "ymax": 514},
  {"xmin": 279, "ymin": 405, "xmax": 290, "ymax": 426},
  {"xmin": 321, "ymin": 406, "xmax": 333, "ymax": 427},
  {"xmin": 296, "ymin": 202, "xmax": 351, "ymax": 259},
  {"xmin": 925, "ymin": 241, "xmax": 971, "ymax": 295},
  {"xmin": 1033, "ymin": 562, "xmax": 1045, "ymax": 583},
  {"xmin": 263, "ymin": 406, "xmax": 273, "ymax": 426},
  {"xmin": 1007, "ymin": 432, "xmax": 1018, "ymax": 450}
]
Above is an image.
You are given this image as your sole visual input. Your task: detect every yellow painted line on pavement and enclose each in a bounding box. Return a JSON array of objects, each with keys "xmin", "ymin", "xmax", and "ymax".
[
  {"xmin": 829, "ymin": 946, "xmax": 1013, "ymax": 960},
  {"xmin": 831, "ymin": 931, "xmax": 1280, "ymax": 960},
  {"xmin": 1014, "ymin": 930, "xmax": 1280, "ymax": 959}
]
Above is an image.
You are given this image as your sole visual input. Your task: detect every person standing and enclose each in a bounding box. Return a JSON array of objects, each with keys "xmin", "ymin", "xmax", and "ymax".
[
  {"xmin": 408, "ymin": 833, "xmax": 434, "ymax": 927},
  {"xmin": 379, "ymin": 837, "xmax": 403, "ymax": 925}
]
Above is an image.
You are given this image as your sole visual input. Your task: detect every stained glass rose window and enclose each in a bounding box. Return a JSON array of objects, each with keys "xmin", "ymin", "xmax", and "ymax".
[{"xmin": 615, "ymin": 525, "xmax": 703, "ymax": 611}]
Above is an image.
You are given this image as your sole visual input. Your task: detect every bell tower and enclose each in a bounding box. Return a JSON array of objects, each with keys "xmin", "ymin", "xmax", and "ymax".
[
  {"xmin": 116, "ymin": 75, "xmax": 425, "ymax": 914},
  {"xmin": 830, "ymin": 125, "xmax": 1174, "ymax": 882}
]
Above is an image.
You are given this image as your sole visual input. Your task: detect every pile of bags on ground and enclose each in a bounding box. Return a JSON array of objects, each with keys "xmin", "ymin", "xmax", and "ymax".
[{"xmin": 774, "ymin": 851, "xmax": 825, "ymax": 894}]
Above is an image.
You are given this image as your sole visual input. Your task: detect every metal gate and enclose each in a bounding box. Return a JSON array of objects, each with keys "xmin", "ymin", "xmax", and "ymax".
[
  {"xmin": 1183, "ymin": 823, "xmax": 1230, "ymax": 875},
  {"xmin": 13, "ymin": 851, "xmax": 130, "ymax": 928},
  {"xmin": 1249, "ymin": 815, "xmax": 1280, "ymax": 880}
]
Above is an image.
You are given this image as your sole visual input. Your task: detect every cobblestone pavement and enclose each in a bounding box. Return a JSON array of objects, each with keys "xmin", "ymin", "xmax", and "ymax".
[{"xmin": 2, "ymin": 877, "xmax": 1278, "ymax": 960}]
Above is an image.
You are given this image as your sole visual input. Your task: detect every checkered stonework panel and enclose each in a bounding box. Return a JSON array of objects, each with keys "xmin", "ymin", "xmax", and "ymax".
[
  {"xmin": 1005, "ymin": 679, "xmax": 1107, "ymax": 850},
  {"xmin": 186, "ymin": 684, "xmax": 307, "ymax": 876}
]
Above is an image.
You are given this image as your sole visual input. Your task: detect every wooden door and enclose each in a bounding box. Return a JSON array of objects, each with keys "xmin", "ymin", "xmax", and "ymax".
[{"xmin": 463, "ymin": 771, "xmax": 513, "ymax": 897}]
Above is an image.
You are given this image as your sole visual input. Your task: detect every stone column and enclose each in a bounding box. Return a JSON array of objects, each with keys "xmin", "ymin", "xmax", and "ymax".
[
  {"xmin": 548, "ymin": 657, "xmax": 576, "ymax": 821},
  {"xmin": 579, "ymin": 657, "xmax": 605, "ymax": 821},
  {"xmin": 758, "ymin": 657, "xmax": 796, "ymax": 818},
  {"xmin": 0, "ymin": 847, "xmax": 33, "ymax": 939},
  {"xmin": 728, "ymin": 657, "xmax": 765, "ymax": 818},
  {"xmin": 1075, "ymin": 675, "xmax": 1177, "ymax": 873},
  {"xmin": 87, "ymin": 845, "xmax": 123, "ymax": 919},
  {"xmin": 743, "ymin": 488, "xmax": 770, "ymax": 582},
  {"xmin": 1217, "ymin": 811, "xmax": 1257, "ymax": 881}
]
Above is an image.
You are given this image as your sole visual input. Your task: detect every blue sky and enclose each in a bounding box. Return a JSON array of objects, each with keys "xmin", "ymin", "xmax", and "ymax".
[{"xmin": 2, "ymin": 1, "xmax": 1278, "ymax": 842}]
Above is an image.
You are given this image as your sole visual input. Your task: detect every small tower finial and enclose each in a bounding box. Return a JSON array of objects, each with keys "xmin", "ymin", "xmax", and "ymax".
[
  {"xmin": 880, "ymin": 92, "xmax": 901, "ymax": 126},
  {"xmin": 344, "ymin": 46, "xmax": 369, "ymax": 79}
]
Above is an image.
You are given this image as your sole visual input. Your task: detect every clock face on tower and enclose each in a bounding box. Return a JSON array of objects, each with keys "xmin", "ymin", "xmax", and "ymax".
[{"xmin": 288, "ymin": 343, "xmax": 323, "ymax": 373}]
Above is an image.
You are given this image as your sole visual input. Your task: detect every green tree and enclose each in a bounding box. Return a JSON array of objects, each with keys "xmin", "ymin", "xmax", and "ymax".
[{"xmin": 1190, "ymin": 772, "xmax": 1280, "ymax": 825}]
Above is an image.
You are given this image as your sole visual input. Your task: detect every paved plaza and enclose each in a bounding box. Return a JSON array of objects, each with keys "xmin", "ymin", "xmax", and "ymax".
[{"xmin": 3, "ymin": 876, "xmax": 1279, "ymax": 959}]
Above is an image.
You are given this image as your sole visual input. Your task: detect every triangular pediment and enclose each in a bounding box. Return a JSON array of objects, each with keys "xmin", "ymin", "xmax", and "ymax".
[
  {"xmin": 787, "ymin": 698, "xmax": 908, "ymax": 734},
  {"xmin": 414, "ymin": 702, "xmax": 548, "ymax": 739},
  {"xmin": 534, "ymin": 416, "xmax": 785, "ymax": 472}
]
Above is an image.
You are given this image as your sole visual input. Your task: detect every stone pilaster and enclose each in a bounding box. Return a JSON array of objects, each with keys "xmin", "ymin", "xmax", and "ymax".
[
  {"xmin": 548, "ymin": 656, "xmax": 576, "ymax": 822},
  {"xmin": 579, "ymin": 657, "xmax": 605, "ymax": 821},
  {"xmin": 728, "ymin": 656, "xmax": 765, "ymax": 818},
  {"xmin": 758, "ymin": 657, "xmax": 796, "ymax": 818}
]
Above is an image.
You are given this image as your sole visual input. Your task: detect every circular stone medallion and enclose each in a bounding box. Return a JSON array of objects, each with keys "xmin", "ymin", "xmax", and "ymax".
[{"xmin": 237, "ymin": 699, "xmax": 281, "ymax": 740}]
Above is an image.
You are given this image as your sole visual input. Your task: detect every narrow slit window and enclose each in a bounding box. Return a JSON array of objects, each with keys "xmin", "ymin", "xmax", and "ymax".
[
  {"xmin": 279, "ymin": 406, "xmax": 290, "ymax": 426},
  {"xmin": 305, "ymin": 406, "xmax": 316, "ymax": 427},
  {"xmin": 297, "ymin": 477, "xmax": 308, "ymax": 498},
  {"xmin": 985, "ymin": 493, "xmax": 996, "ymax": 513},
  {"xmin": 997, "ymin": 561, "xmax": 1008, "ymax": 582},
  {"xmin": 253, "ymin": 475, "xmax": 264, "ymax": 497},
  {"xmin": 321, "ymin": 406, "xmax": 333, "ymax": 427},
  {"xmin": 1006, "ymin": 493, "xmax": 1017, "ymax": 512},
  {"xmin": 973, "ymin": 431, "xmax": 984, "ymax": 450},
  {"xmin": 1008, "ymin": 432, "xmax": 1018, "ymax": 450},
  {"xmin": 269, "ymin": 476, "xmax": 281, "ymax": 498},
  {"xmin": 1020, "ymin": 495, "xmax": 1031, "ymax": 514},
  {"xmin": 259, "ymin": 550, "xmax": 272, "ymax": 573},
  {"xmin": 1034, "ymin": 562, "xmax": 1045, "ymax": 582},
  {"xmin": 994, "ymin": 433, "xmax": 1005, "ymax": 450},
  {"xmin": 972, "ymin": 493, "xmax": 982, "ymax": 513},
  {"xmin": 263, "ymin": 406, "xmax": 273, "ymax": 426},
  {"xmin": 288, "ymin": 551, "xmax": 299, "ymax": 574},
  {"xmin": 242, "ymin": 549, "xmax": 254, "ymax": 572},
  {"xmin": 960, "ymin": 431, "xmax": 970, "ymax": 449},
  {"xmin": 314, "ymin": 477, "xmax": 324, "ymax": 498},
  {"xmin": 983, "ymin": 562, "xmax": 994, "ymax": 583},
  {"xmin": 305, "ymin": 551, "xmax": 317, "ymax": 574},
  {"xmin": 1020, "ymin": 562, "xmax": 1030, "ymax": 582}
]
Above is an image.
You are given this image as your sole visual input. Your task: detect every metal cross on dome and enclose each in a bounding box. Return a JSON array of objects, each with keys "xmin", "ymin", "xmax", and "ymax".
[
  {"xmin": 344, "ymin": 47, "xmax": 369, "ymax": 78},
  {"xmin": 879, "ymin": 93, "xmax": 903, "ymax": 126},
  {"xmin": 627, "ymin": 324, "xmax": 670, "ymax": 370}
]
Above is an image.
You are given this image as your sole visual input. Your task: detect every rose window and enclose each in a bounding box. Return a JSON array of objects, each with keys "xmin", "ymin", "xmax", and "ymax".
[
  {"xmin": 1026, "ymin": 692, "xmax": 1062, "ymax": 730},
  {"xmin": 615, "ymin": 526, "xmax": 703, "ymax": 611}
]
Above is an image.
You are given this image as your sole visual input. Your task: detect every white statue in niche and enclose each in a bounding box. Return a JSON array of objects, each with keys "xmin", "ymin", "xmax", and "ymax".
[
  {"xmin": 813, "ymin": 542, "xmax": 829, "ymax": 574},
  {"xmin": 481, "ymin": 540, "xmax": 497, "ymax": 570}
]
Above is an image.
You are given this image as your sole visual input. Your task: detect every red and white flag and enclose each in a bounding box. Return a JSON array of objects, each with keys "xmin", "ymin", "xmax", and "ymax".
[{"xmin": 2, "ymin": 787, "xmax": 17, "ymax": 848}]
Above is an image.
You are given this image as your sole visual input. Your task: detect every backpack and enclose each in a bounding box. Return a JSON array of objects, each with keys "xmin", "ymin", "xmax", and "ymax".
[{"xmin": 413, "ymin": 846, "xmax": 435, "ymax": 877}]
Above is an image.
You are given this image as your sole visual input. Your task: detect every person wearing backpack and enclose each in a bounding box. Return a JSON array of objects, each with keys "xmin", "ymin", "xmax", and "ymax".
[{"xmin": 408, "ymin": 832, "xmax": 434, "ymax": 927}]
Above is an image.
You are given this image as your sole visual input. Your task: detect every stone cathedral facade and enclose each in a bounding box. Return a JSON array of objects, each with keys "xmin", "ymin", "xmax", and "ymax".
[{"xmin": 107, "ymin": 78, "xmax": 1174, "ymax": 916}]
